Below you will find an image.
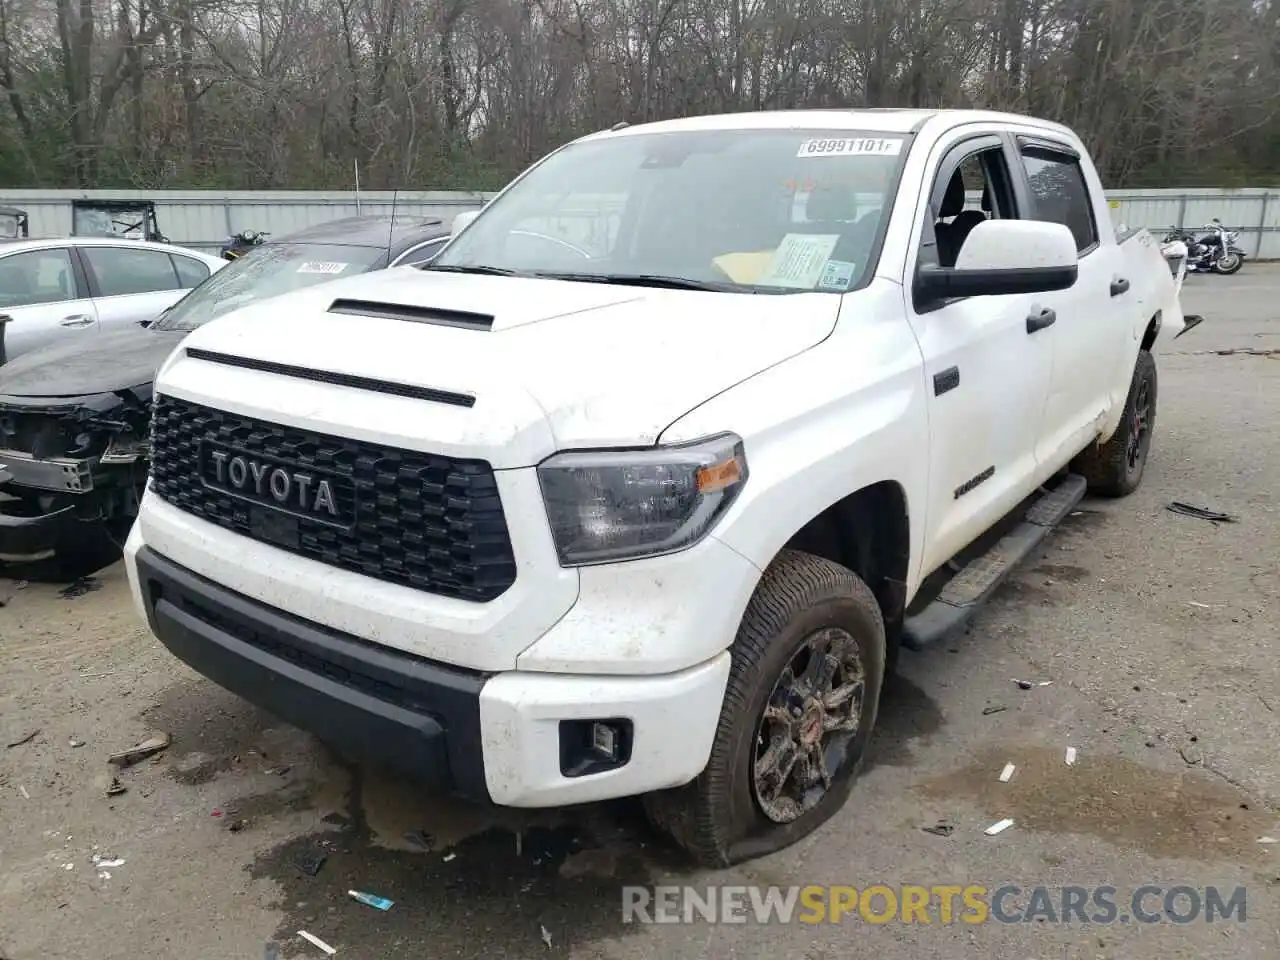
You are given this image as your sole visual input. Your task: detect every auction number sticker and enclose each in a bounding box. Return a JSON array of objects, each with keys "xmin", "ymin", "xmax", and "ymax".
[
  {"xmin": 296, "ymin": 261, "xmax": 349, "ymax": 275},
  {"xmin": 796, "ymin": 137, "xmax": 904, "ymax": 158}
]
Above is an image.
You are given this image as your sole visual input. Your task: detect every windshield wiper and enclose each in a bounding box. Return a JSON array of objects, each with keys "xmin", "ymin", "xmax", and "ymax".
[
  {"xmin": 531, "ymin": 271, "xmax": 742, "ymax": 292},
  {"xmin": 425, "ymin": 264, "xmax": 524, "ymax": 277}
]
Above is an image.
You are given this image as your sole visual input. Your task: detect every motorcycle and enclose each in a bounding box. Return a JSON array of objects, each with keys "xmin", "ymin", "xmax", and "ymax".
[
  {"xmin": 1161, "ymin": 218, "xmax": 1245, "ymax": 275},
  {"xmin": 220, "ymin": 229, "xmax": 270, "ymax": 260}
]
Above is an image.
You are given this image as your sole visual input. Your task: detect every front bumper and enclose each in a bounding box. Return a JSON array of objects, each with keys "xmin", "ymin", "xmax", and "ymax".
[
  {"xmin": 129, "ymin": 543, "xmax": 732, "ymax": 807},
  {"xmin": 0, "ymin": 498, "xmax": 81, "ymax": 562}
]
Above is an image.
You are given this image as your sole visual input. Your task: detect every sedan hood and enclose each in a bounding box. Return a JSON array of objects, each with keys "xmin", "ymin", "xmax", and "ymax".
[
  {"xmin": 163, "ymin": 269, "xmax": 841, "ymax": 467},
  {"xmin": 0, "ymin": 324, "xmax": 185, "ymax": 398}
]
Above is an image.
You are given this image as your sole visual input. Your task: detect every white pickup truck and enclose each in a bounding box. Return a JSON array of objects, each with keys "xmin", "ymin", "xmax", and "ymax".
[{"xmin": 124, "ymin": 109, "xmax": 1185, "ymax": 866}]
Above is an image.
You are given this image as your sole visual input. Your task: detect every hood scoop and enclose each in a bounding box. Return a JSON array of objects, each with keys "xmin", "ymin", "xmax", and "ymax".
[
  {"xmin": 184, "ymin": 348, "xmax": 476, "ymax": 407},
  {"xmin": 328, "ymin": 298, "xmax": 494, "ymax": 331}
]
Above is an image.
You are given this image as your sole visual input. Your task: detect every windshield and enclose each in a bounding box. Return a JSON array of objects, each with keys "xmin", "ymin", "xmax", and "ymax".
[
  {"xmin": 152, "ymin": 242, "xmax": 385, "ymax": 332},
  {"xmin": 432, "ymin": 128, "xmax": 908, "ymax": 294}
]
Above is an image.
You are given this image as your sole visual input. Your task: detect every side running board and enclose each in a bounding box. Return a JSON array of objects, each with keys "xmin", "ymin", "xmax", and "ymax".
[{"xmin": 901, "ymin": 473, "xmax": 1088, "ymax": 651}]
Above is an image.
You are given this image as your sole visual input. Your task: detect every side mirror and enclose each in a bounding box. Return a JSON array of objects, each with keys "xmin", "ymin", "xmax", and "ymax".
[
  {"xmin": 915, "ymin": 219, "xmax": 1078, "ymax": 303},
  {"xmin": 451, "ymin": 210, "xmax": 480, "ymax": 235}
]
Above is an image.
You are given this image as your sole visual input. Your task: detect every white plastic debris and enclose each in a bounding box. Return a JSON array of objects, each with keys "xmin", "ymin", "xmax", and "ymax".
[
  {"xmin": 98, "ymin": 871, "xmax": 111, "ymax": 880},
  {"xmin": 999, "ymin": 763, "xmax": 1016, "ymax": 783},
  {"xmin": 1065, "ymin": 747, "xmax": 1078, "ymax": 766},
  {"xmin": 1187, "ymin": 601, "xmax": 1211, "ymax": 609},
  {"xmin": 985, "ymin": 818, "xmax": 1015, "ymax": 836},
  {"xmin": 540, "ymin": 924, "xmax": 552, "ymax": 948},
  {"xmin": 91, "ymin": 855, "xmax": 125, "ymax": 868},
  {"xmin": 62, "ymin": 863, "xmax": 74, "ymax": 871},
  {"xmin": 297, "ymin": 930, "xmax": 337, "ymax": 956},
  {"xmin": 442, "ymin": 852, "xmax": 457, "ymax": 862},
  {"xmin": 1257, "ymin": 836, "xmax": 1279, "ymax": 844},
  {"xmin": 18, "ymin": 785, "xmax": 29, "ymax": 800}
]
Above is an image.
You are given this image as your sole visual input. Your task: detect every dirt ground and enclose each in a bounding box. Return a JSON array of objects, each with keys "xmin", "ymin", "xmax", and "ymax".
[{"xmin": 1, "ymin": 268, "xmax": 1278, "ymax": 960}]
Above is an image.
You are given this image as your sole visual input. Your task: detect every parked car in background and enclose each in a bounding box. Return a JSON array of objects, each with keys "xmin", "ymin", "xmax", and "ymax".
[
  {"xmin": 0, "ymin": 214, "xmax": 452, "ymax": 580},
  {"xmin": 0, "ymin": 237, "xmax": 225, "ymax": 363}
]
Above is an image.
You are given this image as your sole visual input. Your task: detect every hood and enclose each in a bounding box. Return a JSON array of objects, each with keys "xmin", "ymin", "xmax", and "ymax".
[
  {"xmin": 164, "ymin": 269, "xmax": 840, "ymax": 467},
  {"xmin": 0, "ymin": 324, "xmax": 185, "ymax": 399}
]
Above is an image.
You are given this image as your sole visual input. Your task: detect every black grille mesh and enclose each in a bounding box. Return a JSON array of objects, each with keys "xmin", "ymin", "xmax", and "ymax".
[{"xmin": 148, "ymin": 395, "xmax": 516, "ymax": 602}]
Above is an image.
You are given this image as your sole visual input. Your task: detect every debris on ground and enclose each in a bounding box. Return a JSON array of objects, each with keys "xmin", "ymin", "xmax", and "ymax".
[
  {"xmin": 1187, "ymin": 601, "xmax": 1212, "ymax": 609},
  {"xmin": 1179, "ymin": 743, "xmax": 1203, "ymax": 766},
  {"xmin": 442, "ymin": 852, "xmax": 457, "ymax": 862},
  {"xmin": 348, "ymin": 889, "xmax": 394, "ymax": 910},
  {"xmin": 106, "ymin": 777, "xmax": 127, "ymax": 797},
  {"xmin": 1257, "ymin": 837, "xmax": 1279, "ymax": 844},
  {"xmin": 402, "ymin": 830, "xmax": 433, "ymax": 852},
  {"xmin": 294, "ymin": 849, "xmax": 327, "ymax": 877},
  {"xmin": 982, "ymin": 704, "xmax": 1007, "ymax": 716},
  {"xmin": 58, "ymin": 577, "xmax": 102, "ymax": 600},
  {"xmin": 1012, "ymin": 678, "xmax": 1052, "ymax": 690},
  {"xmin": 1065, "ymin": 746, "xmax": 1078, "ymax": 765},
  {"xmin": 921, "ymin": 821, "xmax": 954, "ymax": 837},
  {"xmin": 91, "ymin": 855, "xmax": 125, "ymax": 869},
  {"xmin": 18, "ymin": 785, "xmax": 30, "ymax": 799},
  {"xmin": 228, "ymin": 819, "xmax": 249, "ymax": 833},
  {"xmin": 69, "ymin": 737, "xmax": 85, "ymax": 748},
  {"xmin": 984, "ymin": 818, "xmax": 1015, "ymax": 836},
  {"xmin": 6, "ymin": 729, "xmax": 40, "ymax": 748},
  {"xmin": 108, "ymin": 731, "xmax": 171, "ymax": 767},
  {"xmin": 540, "ymin": 924, "xmax": 553, "ymax": 949},
  {"xmin": 296, "ymin": 930, "xmax": 337, "ymax": 956},
  {"xmin": 263, "ymin": 766, "xmax": 291, "ymax": 777},
  {"xmin": 999, "ymin": 762, "xmax": 1016, "ymax": 783},
  {"xmin": 1166, "ymin": 501, "xmax": 1238, "ymax": 524}
]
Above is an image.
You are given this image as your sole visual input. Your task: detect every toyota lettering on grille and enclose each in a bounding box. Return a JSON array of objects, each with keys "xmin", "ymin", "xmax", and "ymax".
[{"xmin": 197, "ymin": 442, "xmax": 353, "ymax": 527}]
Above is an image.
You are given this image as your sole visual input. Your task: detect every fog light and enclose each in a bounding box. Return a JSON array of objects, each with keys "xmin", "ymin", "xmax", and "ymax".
[
  {"xmin": 559, "ymin": 718, "xmax": 633, "ymax": 778},
  {"xmin": 591, "ymin": 722, "xmax": 618, "ymax": 760}
]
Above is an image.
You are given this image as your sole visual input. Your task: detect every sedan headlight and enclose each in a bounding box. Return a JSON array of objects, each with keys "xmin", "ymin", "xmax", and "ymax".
[{"xmin": 537, "ymin": 433, "xmax": 748, "ymax": 566}]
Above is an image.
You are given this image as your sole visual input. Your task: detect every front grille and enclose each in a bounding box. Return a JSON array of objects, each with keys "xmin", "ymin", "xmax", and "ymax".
[{"xmin": 148, "ymin": 395, "xmax": 517, "ymax": 602}]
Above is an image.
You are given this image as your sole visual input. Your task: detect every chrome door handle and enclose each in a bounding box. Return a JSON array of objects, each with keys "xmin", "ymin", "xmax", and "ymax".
[{"xmin": 59, "ymin": 314, "xmax": 94, "ymax": 328}]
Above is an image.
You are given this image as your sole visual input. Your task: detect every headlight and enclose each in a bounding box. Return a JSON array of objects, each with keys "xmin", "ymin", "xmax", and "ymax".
[{"xmin": 537, "ymin": 433, "xmax": 748, "ymax": 566}]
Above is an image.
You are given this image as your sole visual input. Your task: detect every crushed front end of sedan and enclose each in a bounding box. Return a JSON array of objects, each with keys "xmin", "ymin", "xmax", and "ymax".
[{"xmin": 0, "ymin": 383, "xmax": 152, "ymax": 577}]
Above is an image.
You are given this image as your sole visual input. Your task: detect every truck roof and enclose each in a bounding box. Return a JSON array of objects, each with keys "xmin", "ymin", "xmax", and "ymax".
[{"xmin": 584, "ymin": 108, "xmax": 1076, "ymax": 141}]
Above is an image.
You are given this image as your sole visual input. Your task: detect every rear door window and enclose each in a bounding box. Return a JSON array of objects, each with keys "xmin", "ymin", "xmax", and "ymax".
[
  {"xmin": 171, "ymin": 254, "xmax": 211, "ymax": 288},
  {"xmin": 1017, "ymin": 144, "xmax": 1099, "ymax": 254},
  {"xmin": 83, "ymin": 247, "xmax": 181, "ymax": 296}
]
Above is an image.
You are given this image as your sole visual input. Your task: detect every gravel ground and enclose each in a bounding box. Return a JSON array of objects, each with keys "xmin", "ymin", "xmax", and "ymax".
[{"xmin": 1, "ymin": 267, "xmax": 1277, "ymax": 960}]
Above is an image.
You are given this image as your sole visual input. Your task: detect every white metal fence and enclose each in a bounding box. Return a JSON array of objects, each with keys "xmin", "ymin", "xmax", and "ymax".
[{"xmin": 2, "ymin": 186, "xmax": 1279, "ymax": 257}]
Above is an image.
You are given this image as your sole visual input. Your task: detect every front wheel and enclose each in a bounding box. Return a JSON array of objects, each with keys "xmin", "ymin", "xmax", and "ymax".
[
  {"xmin": 643, "ymin": 549, "xmax": 886, "ymax": 867},
  {"xmin": 1214, "ymin": 253, "xmax": 1243, "ymax": 275}
]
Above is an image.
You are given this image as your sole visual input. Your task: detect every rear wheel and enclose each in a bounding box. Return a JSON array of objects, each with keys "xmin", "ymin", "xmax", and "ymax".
[
  {"xmin": 1072, "ymin": 348, "xmax": 1157, "ymax": 498},
  {"xmin": 643, "ymin": 549, "xmax": 886, "ymax": 867}
]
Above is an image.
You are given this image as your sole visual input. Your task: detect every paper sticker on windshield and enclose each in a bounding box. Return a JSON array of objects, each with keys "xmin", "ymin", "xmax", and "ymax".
[
  {"xmin": 816, "ymin": 259, "xmax": 856, "ymax": 292},
  {"xmin": 296, "ymin": 262, "xmax": 349, "ymax": 275},
  {"xmin": 758, "ymin": 234, "xmax": 840, "ymax": 289},
  {"xmin": 796, "ymin": 137, "xmax": 904, "ymax": 159}
]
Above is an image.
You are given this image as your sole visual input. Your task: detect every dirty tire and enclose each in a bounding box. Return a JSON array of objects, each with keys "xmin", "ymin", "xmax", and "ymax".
[
  {"xmin": 643, "ymin": 549, "xmax": 886, "ymax": 867},
  {"xmin": 1072, "ymin": 348, "xmax": 1157, "ymax": 498}
]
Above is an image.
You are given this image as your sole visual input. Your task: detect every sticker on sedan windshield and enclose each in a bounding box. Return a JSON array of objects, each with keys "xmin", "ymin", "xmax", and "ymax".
[
  {"xmin": 796, "ymin": 137, "xmax": 904, "ymax": 159},
  {"xmin": 757, "ymin": 234, "xmax": 840, "ymax": 289},
  {"xmin": 816, "ymin": 259, "xmax": 856, "ymax": 291},
  {"xmin": 296, "ymin": 262, "xmax": 349, "ymax": 275}
]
